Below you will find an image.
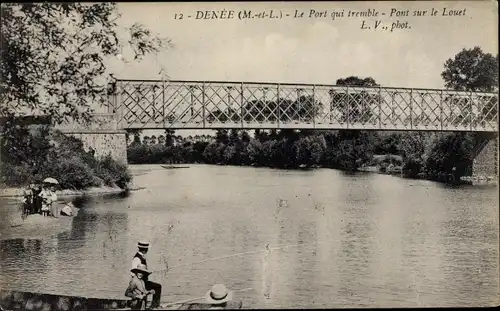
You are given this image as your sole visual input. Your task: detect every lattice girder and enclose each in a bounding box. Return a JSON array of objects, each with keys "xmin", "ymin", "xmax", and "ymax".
[{"xmin": 113, "ymin": 80, "xmax": 498, "ymax": 132}]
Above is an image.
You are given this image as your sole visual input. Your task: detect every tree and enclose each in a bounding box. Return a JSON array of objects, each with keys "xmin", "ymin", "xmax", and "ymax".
[
  {"xmin": 434, "ymin": 47, "xmax": 499, "ymax": 180},
  {"xmin": 441, "ymin": 47, "xmax": 498, "ymax": 92},
  {"xmin": 424, "ymin": 133, "xmax": 474, "ymax": 182},
  {"xmin": 223, "ymin": 145, "xmax": 237, "ymax": 163},
  {"xmin": 330, "ymin": 76, "xmax": 379, "ymax": 124},
  {"xmin": 203, "ymin": 142, "xmax": 222, "ymax": 164},
  {"xmin": 126, "ymin": 129, "xmax": 142, "ymax": 146},
  {"xmin": 240, "ymin": 131, "xmax": 251, "ymax": 143},
  {"xmin": 294, "ymin": 95, "xmax": 323, "ymax": 122},
  {"xmin": 330, "ymin": 130, "xmax": 375, "ymax": 171},
  {"xmin": 261, "ymin": 140, "xmax": 279, "ymax": 166},
  {"xmin": 150, "ymin": 135, "xmax": 157, "ymax": 145},
  {"xmin": 1, "ymin": 3, "xmax": 170, "ymax": 125},
  {"xmin": 399, "ymin": 132, "xmax": 429, "ymax": 178},
  {"xmin": 441, "ymin": 47, "xmax": 499, "ymax": 126},
  {"xmin": 254, "ymin": 129, "xmax": 268, "ymax": 142},
  {"xmin": 243, "ymin": 100, "xmax": 276, "ymax": 122},
  {"xmin": 158, "ymin": 135, "xmax": 165, "ymax": 145},
  {"xmin": 191, "ymin": 141, "xmax": 209, "ymax": 163},
  {"xmin": 215, "ymin": 129, "xmax": 229, "ymax": 144},
  {"xmin": 164, "ymin": 129, "xmax": 175, "ymax": 146},
  {"xmin": 336, "ymin": 77, "xmax": 378, "ymax": 88},
  {"xmin": 293, "ymin": 135, "xmax": 326, "ymax": 167},
  {"xmin": 328, "ymin": 77, "xmax": 379, "ymax": 171},
  {"xmin": 374, "ymin": 133, "xmax": 402, "ymax": 155},
  {"xmin": 246, "ymin": 139, "xmax": 263, "ymax": 165}
]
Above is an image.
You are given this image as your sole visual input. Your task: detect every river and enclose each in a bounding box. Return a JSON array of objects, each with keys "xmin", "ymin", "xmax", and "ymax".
[{"xmin": 0, "ymin": 164, "xmax": 498, "ymax": 308}]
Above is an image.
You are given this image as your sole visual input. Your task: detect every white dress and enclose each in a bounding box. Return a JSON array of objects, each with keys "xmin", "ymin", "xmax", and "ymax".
[{"xmin": 40, "ymin": 190, "xmax": 57, "ymax": 211}]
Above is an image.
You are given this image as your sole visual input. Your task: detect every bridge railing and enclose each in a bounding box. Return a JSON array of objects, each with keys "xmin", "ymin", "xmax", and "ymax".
[{"xmin": 111, "ymin": 79, "xmax": 498, "ymax": 132}]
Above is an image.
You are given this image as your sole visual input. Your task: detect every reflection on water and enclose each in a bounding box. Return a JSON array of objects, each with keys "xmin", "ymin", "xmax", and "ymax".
[{"xmin": 0, "ymin": 164, "xmax": 498, "ymax": 308}]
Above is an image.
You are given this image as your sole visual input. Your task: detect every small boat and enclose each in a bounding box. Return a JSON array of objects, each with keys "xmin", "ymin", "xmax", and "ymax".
[
  {"xmin": 161, "ymin": 165, "xmax": 190, "ymax": 169},
  {"xmin": 0, "ymin": 290, "xmax": 243, "ymax": 310}
]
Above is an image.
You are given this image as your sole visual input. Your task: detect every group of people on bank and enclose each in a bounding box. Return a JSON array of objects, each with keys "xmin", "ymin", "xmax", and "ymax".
[
  {"xmin": 22, "ymin": 182, "xmax": 58, "ymax": 218},
  {"xmin": 126, "ymin": 241, "xmax": 234, "ymax": 310}
]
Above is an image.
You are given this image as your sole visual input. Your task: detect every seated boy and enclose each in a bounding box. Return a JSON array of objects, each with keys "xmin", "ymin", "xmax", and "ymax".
[{"xmin": 125, "ymin": 264, "xmax": 155, "ymax": 310}]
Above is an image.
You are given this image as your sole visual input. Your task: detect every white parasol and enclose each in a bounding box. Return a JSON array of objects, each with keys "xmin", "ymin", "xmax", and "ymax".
[{"xmin": 43, "ymin": 177, "xmax": 59, "ymax": 185}]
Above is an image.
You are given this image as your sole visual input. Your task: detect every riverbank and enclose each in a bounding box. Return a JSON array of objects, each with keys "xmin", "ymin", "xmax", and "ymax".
[
  {"xmin": 358, "ymin": 165, "xmax": 497, "ymax": 185},
  {"xmin": 0, "ymin": 185, "xmax": 136, "ymax": 199},
  {"xmin": 0, "ymin": 184, "xmax": 144, "ymax": 241},
  {"xmin": 0, "ymin": 204, "xmax": 80, "ymax": 241}
]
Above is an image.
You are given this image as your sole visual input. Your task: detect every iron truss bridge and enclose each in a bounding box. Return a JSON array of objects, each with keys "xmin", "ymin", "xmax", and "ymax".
[{"xmin": 109, "ymin": 80, "xmax": 499, "ymax": 132}]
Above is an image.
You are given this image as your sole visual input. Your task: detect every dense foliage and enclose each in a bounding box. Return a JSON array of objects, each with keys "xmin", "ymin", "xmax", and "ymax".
[
  {"xmin": 127, "ymin": 126, "xmax": 493, "ymax": 183},
  {"xmin": 128, "ymin": 128, "xmax": 385, "ymax": 171},
  {"xmin": 1, "ymin": 2, "xmax": 168, "ymax": 124},
  {"xmin": 430, "ymin": 47, "xmax": 499, "ymax": 180},
  {"xmin": 1, "ymin": 3, "xmax": 168, "ymax": 189},
  {"xmin": 441, "ymin": 47, "xmax": 499, "ymax": 92},
  {"xmin": 0, "ymin": 125, "xmax": 132, "ymax": 189},
  {"xmin": 424, "ymin": 133, "xmax": 474, "ymax": 182}
]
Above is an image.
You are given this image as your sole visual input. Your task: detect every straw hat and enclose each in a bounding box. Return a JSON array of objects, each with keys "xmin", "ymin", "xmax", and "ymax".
[
  {"xmin": 137, "ymin": 241, "xmax": 150, "ymax": 249},
  {"xmin": 205, "ymin": 284, "xmax": 233, "ymax": 304},
  {"xmin": 131, "ymin": 264, "xmax": 151, "ymax": 275}
]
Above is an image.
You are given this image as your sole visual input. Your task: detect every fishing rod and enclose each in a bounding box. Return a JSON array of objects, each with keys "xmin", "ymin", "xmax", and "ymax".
[
  {"xmin": 1, "ymin": 239, "xmax": 330, "ymax": 274},
  {"xmin": 8, "ymin": 239, "xmax": 326, "ymax": 274},
  {"xmin": 151, "ymin": 240, "xmax": 326, "ymax": 274}
]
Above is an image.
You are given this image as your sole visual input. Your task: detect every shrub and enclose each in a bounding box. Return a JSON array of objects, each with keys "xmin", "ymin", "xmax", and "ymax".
[
  {"xmin": 95, "ymin": 154, "xmax": 132, "ymax": 189},
  {"xmin": 47, "ymin": 156, "xmax": 100, "ymax": 190},
  {"xmin": 0, "ymin": 161, "xmax": 32, "ymax": 186},
  {"xmin": 401, "ymin": 158, "xmax": 424, "ymax": 178},
  {"xmin": 0, "ymin": 125, "xmax": 133, "ymax": 190},
  {"xmin": 379, "ymin": 161, "xmax": 389, "ymax": 172}
]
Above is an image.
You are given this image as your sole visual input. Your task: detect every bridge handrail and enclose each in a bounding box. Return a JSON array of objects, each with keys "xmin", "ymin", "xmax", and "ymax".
[{"xmin": 113, "ymin": 79, "xmax": 499, "ymax": 96}]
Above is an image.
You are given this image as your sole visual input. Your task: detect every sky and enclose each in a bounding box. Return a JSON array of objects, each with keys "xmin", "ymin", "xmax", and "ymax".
[{"xmin": 105, "ymin": 1, "xmax": 498, "ymax": 136}]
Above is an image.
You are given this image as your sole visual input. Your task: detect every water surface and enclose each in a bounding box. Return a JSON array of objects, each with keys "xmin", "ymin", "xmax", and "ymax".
[{"xmin": 0, "ymin": 164, "xmax": 498, "ymax": 308}]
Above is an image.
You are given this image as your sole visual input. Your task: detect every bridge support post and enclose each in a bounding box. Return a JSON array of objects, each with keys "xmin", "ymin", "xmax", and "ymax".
[{"xmin": 471, "ymin": 133, "xmax": 498, "ymax": 182}]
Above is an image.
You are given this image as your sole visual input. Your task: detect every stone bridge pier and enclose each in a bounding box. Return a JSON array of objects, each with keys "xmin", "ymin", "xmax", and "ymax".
[
  {"xmin": 472, "ymin": 132, "xmax": 498, "ymax": 180},
  {"xmin": 55, "ymin": 113, "xmax": 128, "ymax": 165}
]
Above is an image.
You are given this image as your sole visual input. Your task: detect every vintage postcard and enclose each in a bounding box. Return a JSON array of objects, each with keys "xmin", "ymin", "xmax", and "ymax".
[{"xmin": 0, "ymin": 1, "xmax": 498, "ymax": 310}]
